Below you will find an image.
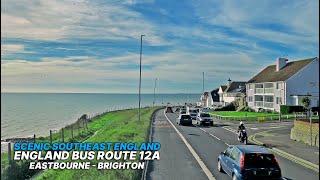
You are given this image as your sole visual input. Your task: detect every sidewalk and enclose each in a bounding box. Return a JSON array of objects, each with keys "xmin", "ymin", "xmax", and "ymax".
[{"xmin": 254, "ymin": 127, "xmax": 319, "ymax": 165}]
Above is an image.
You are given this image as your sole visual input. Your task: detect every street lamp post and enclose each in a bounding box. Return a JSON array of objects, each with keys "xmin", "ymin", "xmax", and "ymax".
[
  {"xmin": 202, "ymin": 72, "xmax": 205, "ymax": 94},
  {"xmin": 153, "ymin": 78, "xmax": 158, "ymax": 107},
  {"xmin": 138, "ymin": 35, "xmax": 145, "ymax": 121}
]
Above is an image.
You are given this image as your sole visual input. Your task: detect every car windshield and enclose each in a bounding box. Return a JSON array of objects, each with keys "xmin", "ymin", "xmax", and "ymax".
[
  {"xmin": 200, "ymin": 114, "xmax": 210, "ymax": 117},
  {"xmin": 244, "ymin": 153, "xmax": 278, "ymax": 168}
]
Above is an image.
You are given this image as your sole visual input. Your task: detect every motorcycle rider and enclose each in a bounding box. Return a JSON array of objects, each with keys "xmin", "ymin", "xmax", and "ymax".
[{"xmin": 237, "ymin": 121, "xmax": 246, "ymax": 140}]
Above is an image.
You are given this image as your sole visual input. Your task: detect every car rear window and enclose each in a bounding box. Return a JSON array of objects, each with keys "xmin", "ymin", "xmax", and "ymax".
[
  {"xmin": 200, "ymin": 113, "xmax": 210, "ymax": 117},
  {"xmin": 181, "ymin": 115, "xmax": 191, "ymax": 119},
  {"xmin": 244, "ymin": 153, "xmax": 278, "ymax": 168}
]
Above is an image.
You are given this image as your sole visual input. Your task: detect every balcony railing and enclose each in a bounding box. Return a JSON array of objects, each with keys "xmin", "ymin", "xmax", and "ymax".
[
  {"xmin": 264, "ymin": 88, "xmax": 274, "ymax": 94},
  {"xmin": 264, "ymin": 102, "xmax": 274, "ymax": 108},
  {"xmin": 255, "ymin": 101, "xmax": 263, "ymax": 107},
  {"xmin": 255, "ymin": 88, "xmax": 264, "ymax": 94}
]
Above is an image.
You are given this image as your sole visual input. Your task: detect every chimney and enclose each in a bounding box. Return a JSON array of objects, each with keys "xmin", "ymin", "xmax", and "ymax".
[{"xmin": 276, "ymin": 57, "xmax": 288, "ymax": 71}]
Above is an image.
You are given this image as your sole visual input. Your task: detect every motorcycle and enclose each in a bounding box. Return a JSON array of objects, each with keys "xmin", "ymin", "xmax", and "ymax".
[{"xmin": 238, "ymin": 129, "xmax": 248, "ymax": 144}]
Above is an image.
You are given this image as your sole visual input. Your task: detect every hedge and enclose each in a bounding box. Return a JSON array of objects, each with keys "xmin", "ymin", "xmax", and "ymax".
[{"xmin": 280, "ymin": 105, "xmax": 305, "ymax": 114}]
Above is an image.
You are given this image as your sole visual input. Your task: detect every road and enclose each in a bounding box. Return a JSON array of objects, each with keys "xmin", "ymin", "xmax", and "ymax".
[{"xmin": 146, "ymin": 109, "xmax": 319, "ymax": 180}]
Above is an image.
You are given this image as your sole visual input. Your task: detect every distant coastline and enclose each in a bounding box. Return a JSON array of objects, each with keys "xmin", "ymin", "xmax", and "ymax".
[{"xmin": 1, "ymin": 93, "xmax": 200, "ymax": 139}]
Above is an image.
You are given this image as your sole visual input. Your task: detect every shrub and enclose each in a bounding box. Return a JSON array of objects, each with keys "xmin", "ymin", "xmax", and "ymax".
[
  {"xmin": 240, "ymin": 106, "xmax": 255, "ymax": 112},
  {"xmin": 280, "ymin": 105, "xmax": 305, "ymax": 114},
  {"xmin": 215, "ymin": 103, "xmax": 236, "ymax": 111}
]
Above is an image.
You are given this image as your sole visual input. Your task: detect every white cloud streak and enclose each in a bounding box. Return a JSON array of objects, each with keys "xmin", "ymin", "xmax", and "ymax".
[{"xmin": 1, "ymin": 51, "xmax": 261, "ymax": 93}]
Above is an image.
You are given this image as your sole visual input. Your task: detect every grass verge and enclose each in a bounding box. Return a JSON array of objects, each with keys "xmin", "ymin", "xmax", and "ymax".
[
  {"xmin": 1, "ymin": 107, "xmax": 159, "ymax": 180},
  {"xmin": 34, "ymin": 107, "xmax": 158, "ymax": 180}
]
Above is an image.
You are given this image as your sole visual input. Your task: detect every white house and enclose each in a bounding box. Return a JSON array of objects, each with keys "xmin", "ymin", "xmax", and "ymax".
[
  {"xmin": 218, "ymin": 80, "xmax": 246, "ymax": 106},
  {"xmin": 200, "ymin": 92, "xmax": 213, "ymax": 107},
  {"xmin": 246, "ymin": 57, "xmax": 319, "ymax": 112}
]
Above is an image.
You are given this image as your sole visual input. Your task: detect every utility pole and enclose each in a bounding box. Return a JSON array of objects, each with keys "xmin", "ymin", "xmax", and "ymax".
[
  {"xmin": 153, "ymin": 78, "xmax": 158, "ymax": 107},
  {"xmin": 138, "ymin": 35, "xmax": 145, "ymax": 121},
  {"xmin": 202, "ymin": 72, "xmax": 205, "ymax": 94}
]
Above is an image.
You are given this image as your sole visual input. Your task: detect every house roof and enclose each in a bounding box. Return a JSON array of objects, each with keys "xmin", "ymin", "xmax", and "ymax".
[
  {"xmin": 225, "ymin": 81, "xmax": 246, "ymax": 93},
  {"xmin": 220, "ymin": 85, "xmax": 227, "ymax": 92},
  {"xmin": 248, "ymin": 58, "xmax": 316, "ymax": 83}
]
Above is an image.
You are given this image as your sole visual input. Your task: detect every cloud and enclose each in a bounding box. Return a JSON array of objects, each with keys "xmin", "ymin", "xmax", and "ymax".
[
  {"xmin": 1, "ymin": 44, "xmax": 25, "ymax": 55},
  {"xmin": 1, "ymin": 51, "xmax": 262, "ymax": 93},
  {"xmin": 1, "ymin": 0, "xmax": 166, "ymax": 45},
  {"xmin": 192, "ymin": 0, "xmax": 319, "ymax": 51}
]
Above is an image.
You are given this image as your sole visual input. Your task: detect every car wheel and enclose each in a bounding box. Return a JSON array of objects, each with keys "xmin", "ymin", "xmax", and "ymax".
[
  {"xmin": 217, "ymin": 160, "xmax": 224, "ymax": 172},
  {"xmin": 210, "ymin": 122, "xmax": 214, "ymax": 126}
]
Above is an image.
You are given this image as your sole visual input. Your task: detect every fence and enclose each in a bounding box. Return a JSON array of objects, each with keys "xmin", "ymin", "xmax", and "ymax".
[{"xmin": 1, "ymin": 105, "xmax": 154, "ymax": 180}]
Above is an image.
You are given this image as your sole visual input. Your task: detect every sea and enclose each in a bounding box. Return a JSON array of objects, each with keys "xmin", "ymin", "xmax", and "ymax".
[{"xmin": 1, "ymin": 93, "xmax": 200, "ymax": 140}]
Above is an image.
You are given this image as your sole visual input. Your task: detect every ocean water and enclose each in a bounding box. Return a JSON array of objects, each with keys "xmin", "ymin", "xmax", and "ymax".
[{"xmin": 1, "ymin": 93, "xmax": 200, "ymax": 139}]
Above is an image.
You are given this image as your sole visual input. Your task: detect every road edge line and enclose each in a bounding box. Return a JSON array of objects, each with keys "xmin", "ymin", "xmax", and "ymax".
[{"xmin": 164, "ymin": 111, "xmax": 216, "ymax": 180}]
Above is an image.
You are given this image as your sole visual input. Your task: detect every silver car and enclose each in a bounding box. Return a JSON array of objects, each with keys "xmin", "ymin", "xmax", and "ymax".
[{"xmin": 196, "ymin": 113, "xmax": 213, "ymax": 126}]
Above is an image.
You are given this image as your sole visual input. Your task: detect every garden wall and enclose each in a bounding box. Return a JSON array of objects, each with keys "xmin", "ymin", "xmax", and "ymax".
[{"xmin": 290, "ymin": 120, "xmax": 319, "ymax": 147}]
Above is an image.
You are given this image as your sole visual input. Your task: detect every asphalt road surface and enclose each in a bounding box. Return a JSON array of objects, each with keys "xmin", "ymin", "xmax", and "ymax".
[{"xmin": 146, "ymin": 109, "xmax": 319, "ymax": 180}]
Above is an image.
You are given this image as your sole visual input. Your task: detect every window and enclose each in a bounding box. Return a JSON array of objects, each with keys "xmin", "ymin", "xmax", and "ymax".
[
  {"xmin": 244, "ymin": 153, "xmax": 278, "ymax": 168},
  {"xmin": 225, "ymin": 147, "xmax": 233, "ymax": 157},
  {"xmin": 230, "ymin": 148, "xmax": 241, "ymax": 162},
  {"xmin": 264, "ymin": 96, "xmax": 274, "ymax": 102},
  {"xmin": 255, "ymin": 84, "xmax": 263, "ymax": 88},
  {"xmin": 276, "ymin": 97, "xmax": 282, "ymax": 105},
  {"xmin": 248, "ymin": 96, "xmax": 253, "ymax": 102},
  {"xmin": 265, "ymin": 83, "xmax": 274, "ymax": 88}
]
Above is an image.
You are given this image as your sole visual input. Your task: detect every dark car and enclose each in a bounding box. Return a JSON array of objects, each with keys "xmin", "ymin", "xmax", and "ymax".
[
  {"xmin": 176, "ymin": 114, "xmax": 192, "ymax": 126},
  {"xmin": 165, "ymin": 106, "xmax": 174, "ymax": 113},
  {"xmin": 217, "ymin": 145, "xmax": 282, "ymax": 180}
]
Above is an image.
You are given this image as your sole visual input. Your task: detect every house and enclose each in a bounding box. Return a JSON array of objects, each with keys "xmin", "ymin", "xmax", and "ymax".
[
  {"xmin": 200, "ymin": 92, "xmax": 213, "ymax": 107},
  {"xmin": 218, "ymin": 79, "xmax": 246, "ymax": 106},
  {"xmin": 246, "ymin": 57, "xmax": 319, "ymax": 112}
]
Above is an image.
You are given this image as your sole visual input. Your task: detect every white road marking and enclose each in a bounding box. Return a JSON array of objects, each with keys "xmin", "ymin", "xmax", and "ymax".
[
  {"xmin": 209, "ymin": 133, "xmax": 221, "ymax": 141},
  {"xmin": 199, "ymin": 128, "xmax": 207, "ymax": 133},
  {"xmin": 222, "ymin": 127, "xmax": 237, "ymax": 134},
  {"xmin": 163, "ymin": 111, "xmax": 216, "ymax": 180},
  {"xmin": 250, "ymin": 127, "xmax": 259, "ymax": 130}
]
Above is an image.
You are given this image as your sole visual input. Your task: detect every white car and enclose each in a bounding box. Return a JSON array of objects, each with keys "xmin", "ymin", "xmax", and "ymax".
[
  {"xmin": 189, "ymin": 109, "xmax": 198, "ymax": 120},
  {"xmin": 196, "ymin": 113, "xmax": 213, "ymax": 126}
]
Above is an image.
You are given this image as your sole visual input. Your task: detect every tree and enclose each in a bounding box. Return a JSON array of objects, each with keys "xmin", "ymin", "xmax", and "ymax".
[{"xmin": 301, "ymin": 97, "xmax": 311, "ymax": 110}]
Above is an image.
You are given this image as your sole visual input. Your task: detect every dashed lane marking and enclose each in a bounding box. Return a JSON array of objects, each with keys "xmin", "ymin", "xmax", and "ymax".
[{"xmin": 209, "ymin": 133, "xmax": 221, "ymax": 141}]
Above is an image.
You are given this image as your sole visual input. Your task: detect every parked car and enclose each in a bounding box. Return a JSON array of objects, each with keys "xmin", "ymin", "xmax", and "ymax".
[
  {"xmin": 217, "ymin": 145, "xmax": 282, "ymax": 180},
  {"xmin": 189, "ymin": 109, "xmax": 198, "ymax": 120},
  {"xmin": 176, "ymin": 114, "xmax": 192, "ymax": 126},
  {"xmin": 196, "ymin": 113, "xmax": 213, "ymax": 126}
]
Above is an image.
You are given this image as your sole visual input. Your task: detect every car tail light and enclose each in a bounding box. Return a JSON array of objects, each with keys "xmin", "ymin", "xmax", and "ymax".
[
  {"xmin": 240, "ymin": 154, "xmax": 245, "ymax": 170},
  {"xmin": 272, "ymin": 155, "xmax": 279, "ymax": 165}
]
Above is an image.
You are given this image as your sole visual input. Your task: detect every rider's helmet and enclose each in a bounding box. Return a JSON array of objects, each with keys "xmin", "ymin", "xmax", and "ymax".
[{"xmin": 240, "ymin": 121, "xmax": 244, "ymax": 125}]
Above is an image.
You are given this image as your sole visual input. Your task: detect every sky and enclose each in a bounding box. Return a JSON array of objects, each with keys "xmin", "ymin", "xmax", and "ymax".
[{"xmin": 1, "ymin": 0, "xmax": 319, "ymax": 93}]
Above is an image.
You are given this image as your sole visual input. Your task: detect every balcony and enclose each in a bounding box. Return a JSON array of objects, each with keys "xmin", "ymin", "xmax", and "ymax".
[
  {"xmin": 255, "ymin": 101, "xmax": 264, "ymax": 107},
  {"xmin": 264, "ymin": 102, "xmax": 274, "ymax": 108},
  {"xmin": 264, "ymin": 88, "xmax": 274, "ymax": 94},
  {"xmin": 255, "ymin": 88, "xmax": 264, "ymax": 94}
]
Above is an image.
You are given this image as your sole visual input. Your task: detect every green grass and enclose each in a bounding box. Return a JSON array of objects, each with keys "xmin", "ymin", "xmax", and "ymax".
[
  {"xmin": 34, "ymin": 107, "xmax": 158, "ymax": 180},
  {"xmin": 210, "ymin": 111, "xmax": 278, "ymax": 117},
  {"xmin": 209, "ymin": 111, "xmax": 297, "ymax": 121}
]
